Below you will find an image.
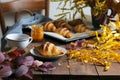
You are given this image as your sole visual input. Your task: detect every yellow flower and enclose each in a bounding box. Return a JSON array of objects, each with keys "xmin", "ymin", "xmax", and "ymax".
[
  {"xmin": 95, "ymin": 0, "xmax": 106, "ymax": 8},
  {"xmin": 108, "ymin": 15, "xmax": 120, "ymax": 30}
]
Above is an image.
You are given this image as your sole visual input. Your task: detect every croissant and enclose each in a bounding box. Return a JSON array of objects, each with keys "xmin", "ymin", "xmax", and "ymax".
[
  {"xmin": 54, "ymin": 20, "xmax": 72, "ymax": 30},
  {"xmin": 68, "ymin": 19, "xmax": 83, "ymax": 26},
  {"xmin": 73, "ymin": 24, "xmax": 90, "ymax": 33},
  {"xmin": 55, "ymin": 28, "xmax": 72, "ymax": 38},
  {"xmin": 43, "ymin": 22, "xmax": 56, "ymax": 32},
  {"xmin": 35, "ymin": 42, "xmax": 63, "ymax": 57}
]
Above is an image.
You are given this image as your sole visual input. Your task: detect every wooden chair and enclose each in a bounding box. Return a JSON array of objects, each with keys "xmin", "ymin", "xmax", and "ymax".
[{"xmin": 0, "ymin": 0, "xmax": 50, "ymax": 35}]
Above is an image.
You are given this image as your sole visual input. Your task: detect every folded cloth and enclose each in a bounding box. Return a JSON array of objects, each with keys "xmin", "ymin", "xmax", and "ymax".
[{"xmin": 1, "ymin": 13, "xmax": 52, "ymax": 51}]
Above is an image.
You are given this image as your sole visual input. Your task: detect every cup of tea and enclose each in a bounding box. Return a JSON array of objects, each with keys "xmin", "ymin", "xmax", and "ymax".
[{"xmin": 5, "ymin": 33, "xmax": 33, "ymax": 49}]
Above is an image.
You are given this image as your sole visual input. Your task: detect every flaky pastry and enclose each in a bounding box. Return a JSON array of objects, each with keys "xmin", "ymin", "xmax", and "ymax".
[
  {"xmin": 35, "ymin": 42, "xmax": 63, "ymax": 57},
  {"xmin": 55, "ymin": 28, "xmax": 72, "ymax": 38},
  {"xmin": 73, "ymin": 24, "xmax": 90, "ymax": 33},
  {"xmin": 43, "ymin": 22, "xmax": 56, "ymax": 32}
]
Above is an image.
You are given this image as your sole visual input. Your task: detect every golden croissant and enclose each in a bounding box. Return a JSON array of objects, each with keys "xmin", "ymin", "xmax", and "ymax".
[
  {"xmin": 35, "ymin": 42, "xmax": 63, "ymax": 57},
  {"xmin": 55, "ymin": 28, "xmax": 72, "ymax": 38},
  {"xmin": 73, "ymin": 24, "xmax": 90, "ymax": 33},
  {"xmin": 68, "ymin": 19, "xmax": 83, "ymax": 26},
  {"xmin": 43, "ymin": 21, "xmax": 56, "ymax": 32},
  {"xmin": 54, "ymin": 20, "xmax": 72, "ymax": 30}
]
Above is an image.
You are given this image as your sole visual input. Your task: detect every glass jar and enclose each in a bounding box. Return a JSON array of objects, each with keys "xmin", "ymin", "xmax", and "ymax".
[{"xmin": 31, "ymin": 25, "xmax": 44, "ymax": 41}]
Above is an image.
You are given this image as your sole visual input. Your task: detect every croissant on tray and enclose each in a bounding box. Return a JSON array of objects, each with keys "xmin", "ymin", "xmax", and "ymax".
[
  {"xmin": 43, "ymin": 21, "xmax": 56, "ymax": 32},
  {"xmin": 35, "ymin": 42, "xmax": 63, "ymax": 57},
  {"xmin": 55, "ymin": 28, "xmax": 72, "ymax": 38},
  {"xmin": 73, "ymin": 24, "xmax": 90, "ymax": 33},
  {"xmin": 68, "ymin": 19, "xmax": 83, "ymax": 26},
  {"xmin": 54, "ymin": 20, "xmax": 72, "ymax": 30}
]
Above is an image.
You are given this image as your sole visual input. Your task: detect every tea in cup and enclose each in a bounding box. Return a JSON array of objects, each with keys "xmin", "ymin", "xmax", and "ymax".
[{"xmin": 5, "ymin": 33, "xmax": 33, "ymax": 49}]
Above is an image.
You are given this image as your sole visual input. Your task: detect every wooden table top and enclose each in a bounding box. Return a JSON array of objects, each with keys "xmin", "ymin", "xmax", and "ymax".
[{"xmin": 23, "ymin": 36, "xmax": 120, "ymax": 80}]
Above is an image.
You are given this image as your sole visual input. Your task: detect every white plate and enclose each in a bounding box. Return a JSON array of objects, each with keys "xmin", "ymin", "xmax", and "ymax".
[{"xmin": 30, "ymin": 46, "xmax": 67, "ymax": 60}]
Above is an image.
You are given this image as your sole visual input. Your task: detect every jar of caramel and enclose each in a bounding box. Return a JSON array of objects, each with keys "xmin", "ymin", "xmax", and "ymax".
[{"xmin": 31, "ymin": 25, "xmax": 44, "ymax": 41}]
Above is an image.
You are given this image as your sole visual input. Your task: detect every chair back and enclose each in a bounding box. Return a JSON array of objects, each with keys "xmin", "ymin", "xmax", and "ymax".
[{"xmin": 0, "ymin": 0, "xmax": 50, "ymax": 35}]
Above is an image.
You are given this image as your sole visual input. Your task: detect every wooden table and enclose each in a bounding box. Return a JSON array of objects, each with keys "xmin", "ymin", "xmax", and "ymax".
[{"xmin": 23, "ymin": 36, "xmax": 120, "ymax": 80}]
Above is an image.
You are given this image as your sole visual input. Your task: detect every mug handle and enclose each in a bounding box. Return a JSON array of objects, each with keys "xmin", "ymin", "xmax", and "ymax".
[{"xmin": 28, "ymin": 37, "xmax": 33, "ymax": 44}]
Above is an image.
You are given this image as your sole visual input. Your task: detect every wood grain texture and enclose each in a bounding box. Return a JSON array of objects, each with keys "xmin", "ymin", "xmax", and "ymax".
[
  {"xmin": 96, "ymin": 63, "xmax": 120, "ymax": 76},
  {"xmin": 68, "ymin": 60, "xmax": 98, "ymax": 75}
]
